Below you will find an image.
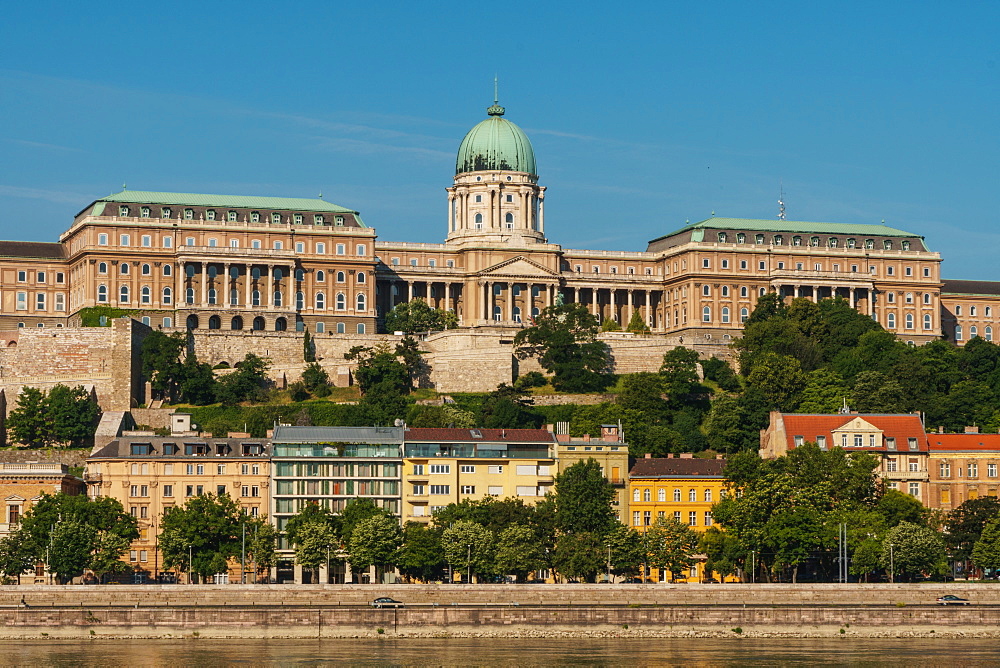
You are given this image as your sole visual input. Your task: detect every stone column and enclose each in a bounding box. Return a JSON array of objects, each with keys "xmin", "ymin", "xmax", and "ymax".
[
  {"xmin": 177, "ymin": 261, "xmax": 185, "ymax": 308},
  {"xmin": 447, "ymin": 192, "xmax": 455, "ymax": 233},
  {"xmin": 200, "ymin": 262, "xmax": 208, "ymax": 305},
  {"xmin": 224, "ymin": 263, "xmax": 232, "ymax": 305},
  {"xmin": 813, "ymin": 286, "xmax": 820, "ymax": 303},
  {"xmin": 538, "ymin": 190, "xmax": 545, "ymax": 234},
  {"xmin": 591, "ymin": 288, "xmax": 599, "ymax": 318},
  {"xmin": 628, "ymin": 290, "xmax": 634, "ymax": 323},
  {"xmin": 245, "ymin": 264, "xmax": 253, "ymax": 306},
  {"xmin": 507, "ymin": 283, "xmax": 515, "ymax": 322},
  {"xmin": 546, "ymin": 284, "xmax": 554, "ymax": 307},
  {"xmin": 407, "ymin": 281, "xmax": 414, "ymax": 302},
  {"xmin": 610, "ymin": 289, "xmax": 617, "ymax": 322},
  {"xmin": 793, "ymin": 285, "xmax": 800, "ymax": 298},
  {"xmin": 267, "ymin": 264, "xmax": 275, "ymax": 307},
  {"xmin": 849, "ymin": 287, "xmax": 856, "ymax": 309}
]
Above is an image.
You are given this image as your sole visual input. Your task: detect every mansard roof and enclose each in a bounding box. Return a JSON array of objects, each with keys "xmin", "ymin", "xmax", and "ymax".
[
  {"xmin": 80, "ymin": 190, "xmax": 364, "ymax": 222},
  {"xmin": 629, "ymin": 456, "xmax": 726, "ymax": 478},
  {"xmin": 941, "ymin": 279, "xmax": 1000, "ymax": 296},
  {"xmin": 778, "ymin": 413, "xmax": 928, "ymax": 451},
  {"xmin": 0, "ymin": 240, "xmax": 65, "ymax": 259},
  {"xmin": 403, "ymin": 427, "xmax": 556, "ymax": 444}
]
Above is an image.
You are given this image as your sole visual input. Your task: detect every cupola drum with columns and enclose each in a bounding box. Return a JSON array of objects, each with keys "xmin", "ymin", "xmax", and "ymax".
[{"xmin": 446, "ymin": 98, "xmax": 546, "ymax": 246}]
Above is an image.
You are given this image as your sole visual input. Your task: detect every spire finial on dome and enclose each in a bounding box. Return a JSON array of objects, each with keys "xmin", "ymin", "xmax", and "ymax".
[{"xmin": 487, "ymin": 75, "xmax": 505, "ymax": 116}]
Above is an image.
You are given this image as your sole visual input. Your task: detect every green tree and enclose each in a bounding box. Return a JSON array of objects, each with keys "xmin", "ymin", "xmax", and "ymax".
[
  {"xmin": 554, "ymin": 459, "xmax": 617, "ymax": 535},
  {"xmin": 617, "ymin": 373, "xmax": 668, "ymax": 419},
  {"xmin": 245, "ymin": 522, "xmax": 277, "ymax": 582},
  {"xmin": 552, "ymin": 531, "xmax": 604, "ymax": 582},
  {"xmin": 6, "ymin": 387, "xmax": 51, "ymax": 447},
  {"xmin": 140, "ymin": 331, "xmax": 188, "ymax": 401},
  {"xmin": 406, "ymin": 404, "xmax": 476, "ymax": 428},
  {"xmin": 303, "ymin": 329, "xmax": 316, "ymax": 363},
  {"xmin": 441, "ymin": 520, "xmax": 494, "ymax": 582},
  {"xmin": 971, "ymin": 517, "xmax": 1000, "ymax": 574},
  {"xmin": 514, "ymin": 303, "xmax": 611, "ymax": 392},
  {"xmin": 478, "ymin": 384, "xmax": 540, "ymax": 429},
  {"xmin": 600, "ymin": 317, "xmax": 621, "ymax": 332},
  {"xmin": 348, "ymin": 515, "xmax": 403, "ymax": 582},
  {"xmin": 47, "ymin": 384, "xmax": 100, "ymax": 447},
  {"xmin": 47, "ymin": 520, "xmax": 97, "ymax": 583},
  {"xmin": 765, "ymin": 507, "xmax": 823, "ymax": 583},
  {"xmin": 882, "ymin": 521, "xmax": 947, "ymax": 581},
  {"xmin": 494, "ymin": 524, "xmax": 546, "ymax": 582},
  {"xmin": 745, "ymin": 352, "xmax": 806, "ymax": 411},
  {"xmin": 699, "ymin": 526, "xmax": 740, "ymax": 582},
  {"xmin": 660, "ymin": 347, "xmax": 710, "ymax": 411},
  {"xmin": 345, "ymin": 342, "xmax": 412, "ymax": 420},
  {"xmin": 178, "ymin": 353, "xmax": 217, "ymax": 405},
  {"xmin": 397, "ymin": 522, "xmax": 447, "ymax": 582},
  {"xmin": 159, "ymin": 493, "xmax": 245, "ymax": 582},
  {"xmin": 0, "ymin": 534, "xmax": 35, "ymax": 581},
  {"xmin": 285, "ymin": 502, "xmax": 338, "ymax": 549},
  {"xmin": 605, "ymin": 524, "xmax": 645, "ymax": 579},
  {"xmin": 625, "ymin": 309, "xmax": 650, "ymax": 334},
  {"xmin": 848, "ymin": 371, "xmax": 907, "ymax": 413},
  {"xmin": 645, "ymin": 516, "xmax": 700, "ymax": 581},
  {"xmin": 797, "ymin": 369, "xmax": 851, "ymax": 413},
  {"xmin": 701, "ymin": 357, "xmax": 740, "ymax": 392},
  {"xmin": 339, "ymin": 498, "xmax": 391, "ymax": 547},
  {"xmin": 383, "ymin": 297, "xmax": 457, "ymax": 334},
  {"xmin": 301, "ymin": 362, "xmax": 330, "ymax": 394},
  {"xmin": 946, "ymin": 497, "xmax": 1000, "ymax": 565},
  {"xmin": 877, "ymin": 490, "xmax": 927, "ymax": 528},
  {"xmin": 216, "ymin": 353, "xmax": 271, "ymax": 405},
  {"xmin": 293, "ymin": 521, "xmax": 338, "ymax": 582}
]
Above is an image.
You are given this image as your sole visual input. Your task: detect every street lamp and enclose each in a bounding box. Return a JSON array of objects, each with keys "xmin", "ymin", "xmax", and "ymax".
[
  {"xmin": 467, "ymin": 544, "xmax": 472, "ymax": 584},
  {"xmin": 326, "ymin": 544, "xmax": 331, "ymax": 584},
  {"xmin": 889, "ymin": 543, "xmax": 895, "ymax": 584},
  {"xmin": 188, "ymin": 544, "xmax": 193, "ymax": 585},
  {"xmin": 606, "ymin": 542, "xmax": 612, "ymax": 584}
]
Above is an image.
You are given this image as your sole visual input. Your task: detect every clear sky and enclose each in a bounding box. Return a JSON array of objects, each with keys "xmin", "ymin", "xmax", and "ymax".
[{"xmin": 2, "ymin": 2, "xmax": 998, "ymax": 278}]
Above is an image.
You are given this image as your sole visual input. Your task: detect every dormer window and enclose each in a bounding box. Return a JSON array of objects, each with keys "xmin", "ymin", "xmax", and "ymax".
[
  {"xmin": 314, "ymin": 215, "xmax": 324, "ymax": 225},
  {"xmin": 736, "ymin": 233, "xmax": 745, "ymax": 243},
  {"xmin": 335, "ymin": 216, "xmax": 344, "ymax": 226},
  {"xmin": 793, "ymin": 236, "xmax": 802, "ymax": 246},
  {"xmin": 119, "ymin": 205, "xmax": 130, "ymax": 216},
  {"xmin": 184, "ymin": 208, "xmax": 194, "ymax": 220},
  {"xmin": 718, "ymin": 232, "xmax": 727, "ymax": 243},
  {"xmin": 755, "ymin": 234, "xmax": 764, "ymax": 244},
  {"xmin": 140, "ymin": 207, "xmax": 150, "ymax": 218},
  {"xmin": 902, "ymin": 240, "xmax": 910, "ymax": 250},
  {"xmin": 847, "ymin": 238, "xmax": 856, "ymax": 248},
  {"xmin": 206, "ymin": 209, "xmax": 216, "ymax": 220},
  {"xmin": 773, "ymin": 235, "xmax": 783, "ymax": 245},
  {"xmin": 250, "ymin": 212, "xmax": 260, "ymax": 223},
  {"xmin": 271, "ymin": 213, "xmax": 281, "ymax": 224},
  {"xmin": 810, "ymin": 236, "xmax": 820, "ymax": 246},
  {"xmin": 884, "ymin": 240, "xmax": 893, "ymax": 250},
  {"xmin": 829, "ymin": 237, "xmax": 838, "ymax": 247},
  {"xmin": 865, "ymin": 239, "xmax": 875, "ymax": 249},
  {"xmin": 294, "ymin": 214, "xmax": 303, "ymax": 225},
  {"xmin": 162, "ymin": 207, "xmax": 171, "ymax": 218}
]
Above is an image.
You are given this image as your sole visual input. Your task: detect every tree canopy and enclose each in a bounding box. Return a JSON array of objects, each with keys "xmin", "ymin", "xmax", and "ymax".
[{"xmin": 514, "ymin": 303, "xmax": 611, "ymax": 392}]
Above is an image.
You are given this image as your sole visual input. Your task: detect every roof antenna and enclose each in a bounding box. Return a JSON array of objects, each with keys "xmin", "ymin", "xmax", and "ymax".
[
  {"xmin": 494, "ymin": 74, "xmax": 498, "ymax": 106},
  {"xmin": 487, "ymin": 76, "xmax": 505, "ymax": 117},
  {"xmin": 778, "ymin": 180, "xmax": 786, "ymax": 220}
]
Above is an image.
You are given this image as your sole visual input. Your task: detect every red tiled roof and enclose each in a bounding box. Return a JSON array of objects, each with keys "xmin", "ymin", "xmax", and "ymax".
[
  {"xmin": 928, "ymin": 434, "xmax": 1000, "ymax": 451},
  {"xmin": 779, "ymin": 414, "xmax": 928, "ymax": 451},
  {"xmin": 629, "ymin": 458, "xmax": 726, "ymax": 478},
  {"xmin": 403, "ymin": 427, "xmax": 556, "ymax": 444}
]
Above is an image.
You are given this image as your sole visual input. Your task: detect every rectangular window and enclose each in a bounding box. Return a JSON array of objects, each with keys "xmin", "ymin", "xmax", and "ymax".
[
  {"xmin": 336, "ymin": 244, "xmax": 346, "ymax": 255},
  {"xmin": 217, "ymin": 464, "xmax": 226, "ymax": 475},
  {"xmin": 142, "ymin": 235, "xmax": 151, "ymax": 247},
  {"xmin": 643, "ymin": 510, "xmax": 651, "ymax": 526},
  {"xmin": 488, "ymin": 465, "xmax": 504, "ymax": 474},
  {"xmin": 908, "ymin": 482, "xmax": 919, "ymax": 497},
  {"xmin": 460, "ymin": 465, "xmax": 475, "ymax": 473},
  {"xmin": 886, "ymin": 438, "xmax": 896, "ymax": 450},
  {"xmin": 429, "ymin": 464, "xmax": 450, "ymax": 474},
  {"xmin": 939, "ymin": 462, "xmax": 950, "ymax": 477},
  {"xmin": 316, "ymin": 243, "xmax": 326, "ymax": 254},
  {"xmin": 16, "ymin": 292, "xmax": 27, "ymax": 310},
  {"xmin": 412, "ymin": 484, "xmax": 425, "ymax": 495},
  {"xmin": 460, "ymin": 485, "xmax": 475, "ymax": 494},
  {"xmin": 517, "ymin": 486, "xmax": 539, "ymax": 497},
  {"xmin": 969, "ymin": 463, "xmax": 979, "ymax": 478},
  {"xmin": 412, "ymin": 464, "xmax": 425, "ymax": 475},
  {"xmin": 516, "ymin": 465, "xmax": 536, "ymax": 475},
  {"xmin": 990, "ymin": 464, "xmax": 997, "ymax": 478},
  {"xmin": 886, "ymin": 459, "xmax": 897, "ymax": 472},
  {"xmin": 120, "ymin": 234, "xmax": 130, "ymax": 246},
  {"xmin": 689, "ymin": 511, "xmax": 697, "ymax": 526},
  {"xmin": 164, "ymin": 463, "xmax": 174, "ymax": 474},
  {"xmin": 908, "ymin": 460, "xmax": 919, "ymax": 473},
  {"xmin": 633, "ymin": 511, "xmax": 641, "ymax": 527},
  {"xmin": 908, "ymin": 438, "xmax": 918, "ymax": 451},
  {"xmin": 430, "ymin": 485, "xmax": 450, "ymax": 495},
  {"xmin": 98, "ymin": 233, "xmax": 108, "ymax": 245},
  {"xmin": 704, "ymin": 512, "xmax": 712, "ymax": 527},
  {"xmin": 163, "ymin": 485, "xmax": 173, "ymax": 497}
]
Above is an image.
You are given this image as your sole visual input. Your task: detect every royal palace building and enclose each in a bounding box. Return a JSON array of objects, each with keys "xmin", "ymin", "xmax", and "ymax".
[{"xmin": 0, "ymin": 97, "xmax": 993, "ymax": 351}]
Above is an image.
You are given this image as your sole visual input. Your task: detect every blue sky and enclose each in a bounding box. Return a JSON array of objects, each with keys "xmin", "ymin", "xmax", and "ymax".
[{"xmin": 2, "ymin": 1, "xmax": 998, "ymax": 278}]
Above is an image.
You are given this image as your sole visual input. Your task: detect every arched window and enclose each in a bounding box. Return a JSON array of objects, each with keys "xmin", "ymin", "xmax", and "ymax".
[
  {"xmin": 792, "ymin": 236, "xmax": 802, "ymax": 246},
  {"xmin": 357, "ymin": 323, "xmax": 366, "ymax": 334},
  {"xmin": 208, "ymin": 315, "xmax": 221, "ymax": 330},
  {"xmin": 887, "ymin": 313, "xmax": 896, "ymax": 329},
  {"xmin": 186, "ymin": 287, "xmax": 195, "ymax": 305},
  {"xmin": 336, "ymin": 271, "xmax": 345, "ymax": 283},
  {"xmin": 923, "ymin": 293, "xmax": 931, "ymax": 304},
  {"xmin": 642, "ymin": 489, "xmax": 651, "ymax": 502},
  {"xmin": 230, "ymin": 289, "xmax": 239, "ymax": 306},
  {"xmin": 141, "ymin": 263, "xmax": 150, "ymax": 275},
  {"xmin": 163, "ymin": 264, "xmax": 172, "ymax": 277},
  {"xmin": 186, "ymin": 264, "xmax": 196, "ymax": 278},
  {"xmin": 971, "ymin": 326, "xmax": 979, "ymax": 338},
  {"xmin": 673, "ymin": 489, "xmax": 681, "ymax": 502},
  {"xmin": 740, "ymin": 307, "xmax": 749, "ymax": 323},
  {"xmin": 505, "ymin": 212, "xmax": 514, "ymax": 228},
  {"xmin": 119, "ymin": 286, "xmax": 130, "ymax": 303},
  {"xmin": 923, "ymin": 314, "xmax": 932, "ymax": 330},
  {"xmin": 231, "ymin": 316, "xmax": 243, "ymax": 330},
  {"xmin": 658, "ymin": 489, "xmax": 666, "ymax": 502},
  {"xmin": 740, "ymin": 286, "xmax": 748, "ymax": 298},
  {"xmin": 689, "ymin": 489, "xmax": 697, "ymax": 502},
  {"xmin": 721, "ymin": 286, "xmax": 729, "ymax": 297},
  {"xmin": 905, "ymin": 292, "xmax": 913, "ymax": 304},
  {"xmin": 273, "ymin": 291, "xmax": 282, "ymax": 307},
  {"xmin": 296, "ymin": 291, "xmax": 304, "ymax": 310},
  {"xmin": 316, "ymin": 293, "xmax": 325, "ymax": 309},
  {"xmin": 865, "ymin": 239, "xmax": 875, "ymax": 249},
  {"xmin": 120, "ymin": 263, "xmax": 129, "ymax": 275},
  {"xmin": 336, "ymin": 322, "xmax": 346, "ymax": 334},
  {"xmin": 252, "ymin": 317, "xmax": 265, "ymax": 331},
  {"xmin": 97, "ymin": 285, "xmax": 108, "ymax": 303},
  {"xmin": 186, "ymin": 315, "xmax": 199, "ymax": 329},
  {"xmin": 141, "ymin": 286, "xmax": 151, "ymax": 304},
  {"xmin": 357, "ymin": 272, "xmax": 366, "ymax": 284},
  {"xmin": 493, "ymin": 305, "xmax": 502, "ymax": 321},
  {"xmin": 274, "ymin": 317, "xmax": 287, "ymax": 332},
  {"xmin": 208, "ymin": 289, "xmax": 217, "ymax": 305},
  {"xmin": 316, "ymin": 270, "xmax": 325, "ymax": 282},
  {"xmin": 162, "ymin": 287, "xmax": 172, "ymax": 305},
  {"xmin": 905, "ymin": 313, "xmax": 914, "ymax": 330},
  {"xmin": 252, "ymin": 290, "xmax": 260, "ymax": 306},
  {"xmin": 512, "ymin": 306, "xmax": 521, "ymax": 323},
  {"xmin": 702, "ymin": 285, "xmax": 710, "ymax": 296},
  {"xmin": 702, "ymin": 306, "xmax": 711, "ymax": 322},
  {"xmin": 336, "ymin": 293, "xmax": 346, "ymax": 310},
  {"xmin": 98, "ymin": 262, "xmax": 108, "ymax": 274},
  {"xmin": 956, "ymin": 325, "xmax": 963, "ymax": 340},
  {"xmin": 633, "ymin": 489, "xmax": 640, "ymax": 502},
  {"xmin": 474, "ymin": 213, "xmax": 484, "ymax": 229},
  {"xmin": 721, "ymin": 307, "xmax": 730, "ymax": 324},
  {"xmin": 295, "ymin": 268, "xmax": 305, "ymax": 281},
  {"xmin": 356, "ymin": 293, "xmax": 366, "ymax": 312}
]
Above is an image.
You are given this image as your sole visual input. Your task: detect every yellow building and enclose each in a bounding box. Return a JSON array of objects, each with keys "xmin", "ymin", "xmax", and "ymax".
[
  {"xmin": 401, "ymin": 427, "xmax": 556, "ymax": 523},
  {"xmin": 86, "ymin": 414, "xmax": 271, "ymax": 583},
  {"xmin": 628, "ymin": 455, "xmax": 729, "ymax": 583},
  {"xmin": 553, "ymin": 422, "xmax": 630, "ymax": 522}
]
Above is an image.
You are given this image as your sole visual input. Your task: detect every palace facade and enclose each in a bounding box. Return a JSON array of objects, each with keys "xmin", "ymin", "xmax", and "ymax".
[{"xmin": 0, "ymin": 98, "xmax": 993, "ymax": 349}]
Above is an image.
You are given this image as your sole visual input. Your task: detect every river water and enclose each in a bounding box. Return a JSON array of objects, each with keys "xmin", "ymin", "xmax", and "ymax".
[{"xmin": 4, "ymin": 638, "xmax": 1000, "ymax": 666}]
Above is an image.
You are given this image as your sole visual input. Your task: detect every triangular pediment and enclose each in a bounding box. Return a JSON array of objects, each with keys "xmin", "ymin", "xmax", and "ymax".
[
  {"xmin": 479, "ymin": 256, "xmax": 558, "ymax": 278},
  {"xmin": 4, "ymin": 495, "xmax": 25, "ymax": 502},
  {"xmin": 832, "ymin": 417, "xmax": 880, "ymax": 433}
]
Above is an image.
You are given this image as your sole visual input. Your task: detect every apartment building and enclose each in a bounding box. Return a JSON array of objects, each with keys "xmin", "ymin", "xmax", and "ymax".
[{"xmin": 552, "ymin": 422, "xmax": 630, "ymax": 522}]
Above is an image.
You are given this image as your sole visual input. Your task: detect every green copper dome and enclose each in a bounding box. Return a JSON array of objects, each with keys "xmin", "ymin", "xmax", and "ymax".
[{"xmin": 455, "ymin": 103, "xmax": 537, "ymax": 176}]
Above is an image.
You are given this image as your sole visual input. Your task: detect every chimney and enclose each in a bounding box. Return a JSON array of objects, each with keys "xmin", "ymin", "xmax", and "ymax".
[
  {"xmin": 644, "ymin": 453, "xmax": 652, "ymax": 459},
  {"xmin": 545, "ymin": 424, "xmax": 554, "ymax": 432},
  {"xmin": 716, "ymin": 454, "xmax": 724, "ymax": 460},
  {"xmin": 938, "ymin": 426, "xmax": 944, "ymax": 434},
  {"xmin": 583, "ymin": 434, "xmax": 591, "ymax": 442},
  {"xmin": 679, "ymin": 453, "xmax": 693, "ymax": 459},
  {"xmin": 965, "ymin": 426, "xmax": 980, "ymax": 434}
]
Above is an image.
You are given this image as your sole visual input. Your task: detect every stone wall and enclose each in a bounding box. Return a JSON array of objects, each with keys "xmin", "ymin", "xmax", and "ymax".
[{"xmin": 0, "ymin": 319, "xmax": 144, "ymax": 416}]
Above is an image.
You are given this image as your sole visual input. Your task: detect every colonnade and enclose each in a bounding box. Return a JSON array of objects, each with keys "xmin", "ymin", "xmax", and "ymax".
[
  {"xmin": 562, "ymin": 286, "xmax": 660, "ymax": 329},
  {"xmin": 774, "ymin": 284, "xmax": 873, "ymax": 315},
  {"xmin": 178, "ymin": 260, "xmax": 296, "ymax": 308}
]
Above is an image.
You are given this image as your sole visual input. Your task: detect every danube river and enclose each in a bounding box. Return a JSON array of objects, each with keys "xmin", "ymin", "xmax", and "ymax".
[{"xmin": 5, "ymin": 637, "xmax": 1000, "ymax": 666}]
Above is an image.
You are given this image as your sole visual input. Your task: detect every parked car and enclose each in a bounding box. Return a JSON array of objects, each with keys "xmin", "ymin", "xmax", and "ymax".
[
  {"xmin": 371, "ymin": 597, "xmax": 404, "ymax": 608},
  {"xmin": 936, "ymin": 595, "xmax": 970, "ymax": 605}
]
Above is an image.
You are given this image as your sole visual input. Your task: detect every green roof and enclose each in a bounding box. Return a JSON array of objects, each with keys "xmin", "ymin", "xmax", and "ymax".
[
  {"xmin": 92, "ymin": 190, "xmax": 359, "ymax": 214},
  {"xmin": 655, "ymin": 217, "xmax": 921, "ymax": 242},
  {"xmin": 456, "ymin": 104, "xmax": 536, "ymax": 175}
]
